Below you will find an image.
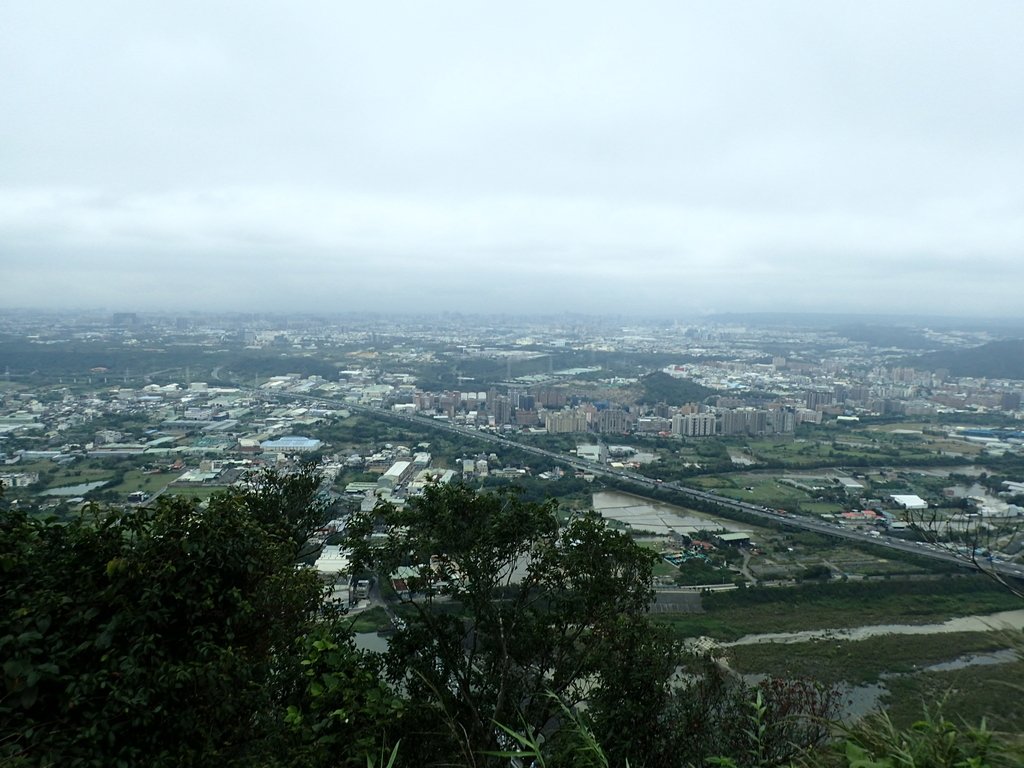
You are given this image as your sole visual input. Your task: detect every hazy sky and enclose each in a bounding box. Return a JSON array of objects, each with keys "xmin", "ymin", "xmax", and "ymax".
[{"xmin": 2, "ymin": 2, "xmax": 1023, "ymax": 317}]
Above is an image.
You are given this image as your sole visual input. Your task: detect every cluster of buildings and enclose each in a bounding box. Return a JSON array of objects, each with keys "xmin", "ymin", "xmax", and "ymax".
[
  {"xmin": 4, "ymin": 312, "xmax": 1024, "ymax": 510},
  {"xmin": 0, "ymin": 380, "xmax": 325, "ymax": 465},
  {"xmin": 375, "ymin": 365, "xmax": 1023, "ymax": 445}
]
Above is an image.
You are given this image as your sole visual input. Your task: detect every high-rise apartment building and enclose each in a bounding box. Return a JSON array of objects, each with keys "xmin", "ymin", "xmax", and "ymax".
[
  {"xmin": 594, "ymin": 408, "xmax": 630, "ymax": 434},
  {"xmin": 672, "ymin": 412, "xmax": 717, "ymax": 437},
  {"xmin": 544, "ymin": 408, "xmax": 589, "ymax": 434}
]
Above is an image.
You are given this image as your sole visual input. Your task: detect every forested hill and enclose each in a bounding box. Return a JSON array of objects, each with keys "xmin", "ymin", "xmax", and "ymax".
[
  {"xmin": 637, "ymin": 371, "xmax": 716, "ymax": 405},
  {"xmin": 912, "ymin": 339, "xmax": 1024, "ymax": 379}
]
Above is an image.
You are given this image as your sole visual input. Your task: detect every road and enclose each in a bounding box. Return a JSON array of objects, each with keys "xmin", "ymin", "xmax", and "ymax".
[{"xmin": 260, "ymin": 389, "xmax": 1024, "ymax": 585}]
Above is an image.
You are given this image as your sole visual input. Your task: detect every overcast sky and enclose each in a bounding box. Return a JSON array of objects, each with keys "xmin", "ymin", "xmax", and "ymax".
[{"xmin": 2, "ymin": 2, "xmax": 1022, "ymax": 318}]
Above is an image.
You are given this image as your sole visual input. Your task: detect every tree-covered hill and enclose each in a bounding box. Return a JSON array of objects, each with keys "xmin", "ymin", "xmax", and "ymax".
[
  {"xmin": 636, "ymin": 370, "xmax": 717, "ymax": 406},
  {"xmin": 912, "ymin": 338, "xmax": 1024, "ymax": 379}
]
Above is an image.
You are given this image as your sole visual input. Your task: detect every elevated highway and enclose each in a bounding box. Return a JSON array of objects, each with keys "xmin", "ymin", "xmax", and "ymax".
[{"xmin": 264, "ymin": 390, "xmax": 1024, "ymax": 585}]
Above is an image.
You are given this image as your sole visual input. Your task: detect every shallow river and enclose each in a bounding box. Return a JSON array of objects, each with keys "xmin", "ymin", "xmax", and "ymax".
[{"xmin": 724, "ymin": 608, "xmax": 1024, "ymax": 646}]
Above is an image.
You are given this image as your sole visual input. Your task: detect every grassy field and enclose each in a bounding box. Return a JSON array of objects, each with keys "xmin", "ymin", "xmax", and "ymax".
[
  {"xmin": 689, "ymin": 472, "xmax": 853, "ymax": 515},
  {"xmin": 42, "ymin": 466, "xmax": 116, "ymax": 489},
  {"xmin": 820, "ymin": 549, "xmax": 931, "ymax": 577},
  {"xmin": 725, "ymin": 617, "xmax": 1024, "ymax": 733},
  {"xmin": 654, "ymin": 578, "xmax": 1023, "ymax": 642},
  {"xmin": 747, "ymin": 530, "xmax": 931, "ymax": 581},
  {"xmin": 727, "ymin": 631, "xmax": 1011, "ymax": 686},
  {"xmin": 636, "ymin": 541, "xmax": 683, "ymax": 579},
  {"xmin": 686, "ymin": 429, "xmax": 969, "ymax": 471},
  {"xmin": 7, "ymin": 459, "xmax": 56, "ymax": 474},
  {"xmin": 345, "ymin": 606, "xmax": 392, "ymax": 633},
  {"xmin": 881, "ymin": 657, "xmax": 1024, "ymax": 732},
  {"xmin": 928, "ymin": 439, "xmax": 985, "ymax": 456},
  {"xmin": 109, "ymin": 469, "xmax": 180, "ymax": 494},
  {"xmin": 689, "ymin": 474, "xmax": 814, "ymax": 506},
  {"xmin": 163, "ymin": 484, "xmax": 221, "ymax": 500},
  {"xmin": 801, "ymin": 501, "xmax": 846, "ymax": 515}
]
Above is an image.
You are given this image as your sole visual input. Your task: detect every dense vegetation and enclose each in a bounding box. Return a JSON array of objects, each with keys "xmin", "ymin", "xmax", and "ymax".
[
  {"xmin": 0, "ymin": 336, "xmax": 351, "ymax": 383},
  {"xmin": 637, "ymin": 371, "xmax": 717, "ymax": 406},
  {"xmin": 2, "ymin": 474, "xmax": 1021, "ymax": 767},
  {"xmin": 0, "ymin": 468, "xmax": 403, "ymax": 767},
  {"xmin": 913, "ymin": 338, "xmax": 1024, "ymax": 379}
]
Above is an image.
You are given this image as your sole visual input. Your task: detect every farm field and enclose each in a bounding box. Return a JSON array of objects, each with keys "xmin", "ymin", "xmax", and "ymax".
[
  {"xmin": 109, "ymin": 469, "xmax": 181, "ymax": 494},
  {"xmin": 162, "ymin": 484, "xmax": 222, "ymax": 500}
]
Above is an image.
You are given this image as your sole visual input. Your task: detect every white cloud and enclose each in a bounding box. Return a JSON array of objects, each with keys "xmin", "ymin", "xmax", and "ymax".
[{"xmin": 1, "ymin": 2, "xmax": 1023, "ymax": 316}]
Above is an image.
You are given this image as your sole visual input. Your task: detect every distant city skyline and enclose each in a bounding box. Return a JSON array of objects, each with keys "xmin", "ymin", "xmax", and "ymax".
[{"xmin": 2, "ymin": 2, "xmax": 1023, "ymax": 317}]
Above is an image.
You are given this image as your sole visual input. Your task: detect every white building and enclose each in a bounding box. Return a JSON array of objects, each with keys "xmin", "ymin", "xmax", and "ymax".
[
  {"xmin": 378, "ymin": 460, "xmax": 413, "ymax": 489},
  {"xmin": 890, "ymin": 494, "xmax": 928, "ymax": 510}
]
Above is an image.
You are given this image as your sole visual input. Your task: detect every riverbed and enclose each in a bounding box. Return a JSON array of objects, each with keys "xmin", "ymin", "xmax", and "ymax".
[{"xmin": 724, "ymin": 608, "xmax": 1024, "ymax": 646}]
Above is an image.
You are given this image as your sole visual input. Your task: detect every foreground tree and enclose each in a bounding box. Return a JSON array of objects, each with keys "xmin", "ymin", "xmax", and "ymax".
[
  {"xmin": 346, "ymin": 481, "xmax": 671, "ymax": 764},
  {"xmin": 0, "ymin": 466, "xmax": 398, "ymax": 767},
  {"xmin": 821, "ymin": 703, "xmax": 1024, "ymax": 768},
  {"xmin": 2, "ymin": 474, "xmax": 849, "ymax": 767},
  {"xmin": 348, "ymin": 481, "xmax": 854, "ymax": 767},
  {"xmin": 904, "ymin": 503, "xmax": 1024, "ymax": 599}
]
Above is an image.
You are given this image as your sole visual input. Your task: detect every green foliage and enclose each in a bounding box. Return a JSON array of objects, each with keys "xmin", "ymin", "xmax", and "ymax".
[
  {"xmin": 346, "ymin": 482, "xmax": 666, "ymax": 765},
  {"xmin": 345, "ymin": 482, "xmax": 844, "ymax": 768},
  {"xmin": 637, "ymin": 371, "xmax": 716, "ymax": 406},
  {"xmin": 880, "ymin": 648, "xmax": 1024, "ymax": 735},
  {"xmin": 707, "ymin": 690, "xmax": 778, "ymax": 768},
  {"xmin": 701, "ymin": 576, "xmax": 1015, "ymax": 614},
  {"xmin": 491, "ymin": 663, "xmax": 839, "ymax": 768},
  {"xmin": 490, "ymin": 693, "xmax": 614, "ymax": 768},
  {"xmin": 480, "ymin": 473, "xmax": 594, "ymax": 505},
  {"xmin": 0, "ymin": 466, "xmax": 388, "ymax": 768},
  {"xmin": 365, "ymin": 740, "xmax": 401, "ymax": 768},
  {"xmin": 799, "ymin": 564, "xmax": 833, "ymax": 581},
  {"xmin": 727, "ymin": 632, "xmax": 1011, "ymax": 689},
  {"xmin": 2, "ymin": 500, "xmax": 293, "ymax": 763},
  {"xmin": 236, "ymin": 463, "xmax": 333, "ymax": 551},
  {"xmin": 656, "ymin": 577, "xmax": 1023, "ymax": 642},
  {"xmin": 660, "ymin": 660, "xmax": 838, "ymax": 767},
  {"xmin": 828, "ymin": 704, "xmax": 1023, "ymax": 768},
  {"xmin": 913, "ymin": 339, "xmax": 1024, "ymax": 380},
  {"xmin": 9, "ymin": 469, "xmax": 1015, "ymax": 768},
  {"xmin": 675, "ymin": 558, "xmax": 737, "ymax": 586},
  {"xmin": 284, "ymin": 631, "xmax": 403, "ymax": 767}
]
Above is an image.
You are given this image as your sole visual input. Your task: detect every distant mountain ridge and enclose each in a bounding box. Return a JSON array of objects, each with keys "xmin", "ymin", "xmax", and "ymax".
[
  {"xmin": 912, "ymin": 339, "xmax": 1024, "ymax": 379},
  {"xmin": 833, "ymin": 324, "xmax": 942, "ymax": 351},
  {"xmin": 706, "ymin": 312, "xmax": 1024, "ymax": 334}
]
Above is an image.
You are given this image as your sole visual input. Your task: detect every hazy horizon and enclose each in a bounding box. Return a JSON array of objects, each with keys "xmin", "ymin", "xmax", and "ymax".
[{"xmin": 3, "ymin": 2, "xmax": 1023, "ymax": 318}]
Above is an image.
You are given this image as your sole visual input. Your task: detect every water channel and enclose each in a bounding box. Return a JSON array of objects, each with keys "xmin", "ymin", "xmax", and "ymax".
[{"xmin": 723, "ymin": 608, "xmax": 1024, "ymax": 646}]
